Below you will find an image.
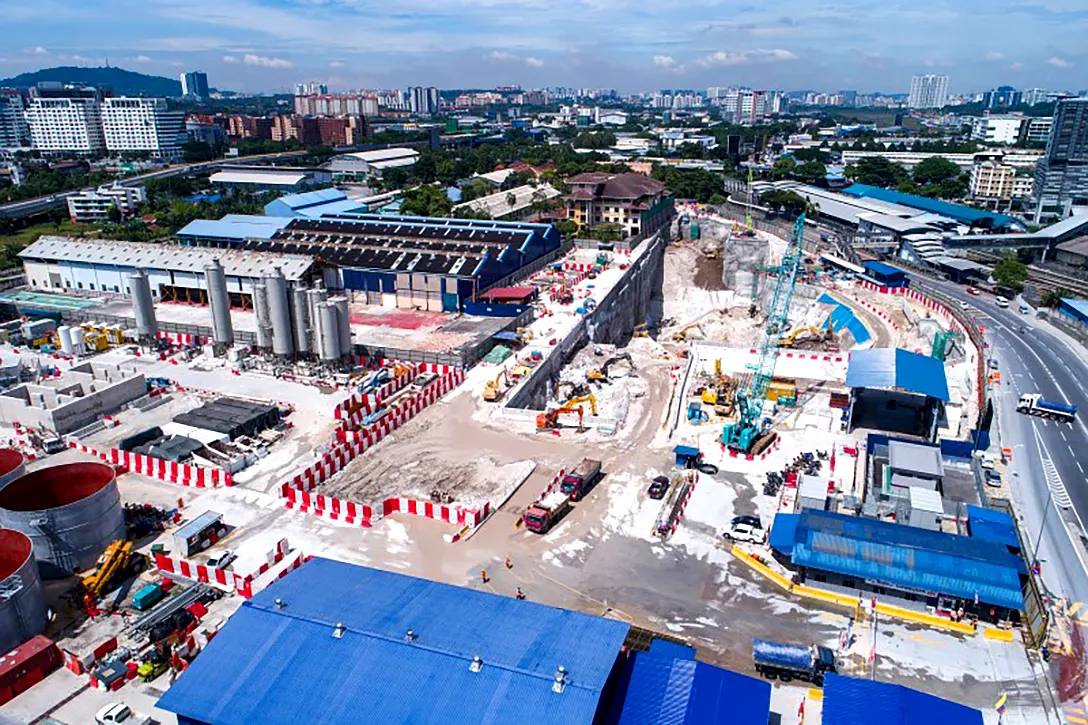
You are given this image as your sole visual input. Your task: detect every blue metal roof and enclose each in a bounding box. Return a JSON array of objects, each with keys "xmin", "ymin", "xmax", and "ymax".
[
  {"xmin": 862, "ymin": 261, "xmax": 907, "ymax": 279},
  {"xmin": 648, "ymin": 639, "xmax": 695, "ymax": 660},
  {"xmin": 966, "ymin": 506, "xmax": 1020, "ymax": 551},
  {"xmin": 768, "ymin": 513, "xmax": 800, "ymax": 555},
  {"xmin": 845, "ymin": 348, "xmax": 950, "ymax": 401},
  {"xmin": 296, "ymin": 198, "xmax": 369, "ymax": 218},
  {"xmin": 176, "ymin": 214, "xmax": 291, "ymax": 241},
  {"xmin": 157, "ymin": 559, "xmax": 630, "ymax": 725},
  {"xmin": 785, "ymin": 510, "xmax": 1025, "ymax": 610},
  {"xmin": 842, "ymin": 184, "xmax": 1022, "ymax": 230},
  {"xmin": 273, "ymin": 187, "xmax": 347, "ymax": 210},
  {"xmin": 822, "ymin": 674, "xmax": 983, "ymax": 725},
  {"xmin": 616, "ymin": 651, "xmax": 771, "ymax": 725},
  {"xmin": 1059, "ymin": 298, "xmax": 1088, "ymax": 324}
]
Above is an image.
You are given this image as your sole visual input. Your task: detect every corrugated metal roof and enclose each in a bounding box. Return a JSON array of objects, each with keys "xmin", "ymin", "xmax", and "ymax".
[
  {"xmin": 845, "ymin": 348, "xmax": 950, "ymax": 401},
  {"xmin": 786, "ymin": 510, "xmax": 1025, "ymax": 610},
  {"xmin": 822, "ymin": 673, "xmax": 983, "ymax": 725},
  {"xmin": 345, "ymin": 147, "xmax": 420, "ymax": 163},
  {"xmin": 862, "ymin": 260, "xmax": 908, "ymax": 278},
  {"xmin": 768, "ymin": 513, "xmax": 799, "ymax": 555},
  {"xmin": 648, "ymin": 639, "xmax": 695, "ymax": 660},
  {"xmin": 908, "ymin": 486, "xmax": 944, "ymax": 514},
  {"xmin": 966, "ymin": 506, "xmax": 1020, "ymax": 550},
  {"xmin": 211, "ymin": 170, "xmax": 308, "ymax": 186},
  {"xmin": 19, "ymin": 236, "xmax": 313, "ymax": 280},
  {"xmin": 176, "ymin": 215, "xmax": 291, "ymax": 241},
  {"xmin": 157, "ymin": 558, "xmax": 630, "ymax": 725},
  {"xmin": 273, "ymin": 188, "xmax": 347, "ymax": 210},
  {"xmin": 888, "ymin": 440, "xmax": 943, "ymax": 478},
  {"xmin": 615, "ymin": 651, "xmax": 771, "ymax": 725},
  {"xmin": 857, "ymin": 213, "xmax": 938, "ymax": 235},
  {"xmin": 843, "ymin": 183, "xmax": 1023, "ymax": 230}
]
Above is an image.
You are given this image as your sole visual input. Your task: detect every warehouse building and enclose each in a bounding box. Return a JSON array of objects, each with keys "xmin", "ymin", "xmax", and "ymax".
[
  {"xmin": 157, "ymin": 558, "xmax": 632, "ymax": 725},
  {"xmin": 842, "ymin": 183, "xmax": 1025, "ymax": 232},
  {"xmin": 768, "ymin": 509, "xmax": 1026, "ymax": 621},
  {"xmin": 325, "ymin": 147, "xmax": 420, "ymax": 181},
  {"xmin": 19, "ymin": 236, "xmax": 316, "ymax": 306},
  {"xmin": 237, "ymin": 214, "xmax": 562, "ymax": 310},
  {"xmin": 263, "ymin": 188, "xmax": 369, "ymax": 219},
  {"xmin": 175, "ymin": 214, "xmax": 292, "ymax": 246},
  {"xmin": 209, "ymin": 165, "xmax": 332, "ymax": 191}
]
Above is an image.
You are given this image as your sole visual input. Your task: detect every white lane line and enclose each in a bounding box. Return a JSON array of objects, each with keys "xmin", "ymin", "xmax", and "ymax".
[
  {"xmin": 1061, "ymin": 429, "xmax": 1068, "ymax": 441},
  {"xmin": 1079, "ymin": 460, "xmax": 1085, "ymax": 474},
  {"xmin": 1069, "ymin": 444, "xmax": 1076, "ymax": 457}
]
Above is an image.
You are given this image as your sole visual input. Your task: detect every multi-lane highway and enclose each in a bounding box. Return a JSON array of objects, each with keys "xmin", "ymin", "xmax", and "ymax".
[{"xmin": 921, "ymin": 277, "xmax": 1088, "ymax": 611}]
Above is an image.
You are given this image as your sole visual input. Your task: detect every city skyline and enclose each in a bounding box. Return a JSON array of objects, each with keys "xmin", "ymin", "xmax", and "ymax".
[{"xmin": 1, "ymin": 0, "xmax": 1085, "ymax": 93}]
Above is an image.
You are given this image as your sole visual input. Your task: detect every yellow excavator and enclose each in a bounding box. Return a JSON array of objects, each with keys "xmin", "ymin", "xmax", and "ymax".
[
  {"xmin": 81, "ymin": 539, "xmax": 146, "ymax": 611},
  {"xmin": 588, "ymin": 353, "xmax": 634, "ymax": 382},
  {"xmin": 672, "ymin": 323, "xmax": 705, "ymax": 343},
  {"xmin": 562, "ymin": 393, "xmax": 597, "ymax": 416},
  {"xmin": 482, "ymin": 369, "xmax": 509, "ymax": 402},
  {"xmin": 779, "ymin": 319, "xmax": 835, "ymax": 349}
]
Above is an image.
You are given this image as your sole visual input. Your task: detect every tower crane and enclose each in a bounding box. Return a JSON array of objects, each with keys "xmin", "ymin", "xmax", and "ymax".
[{"xmin": 722, "ymin": 214, "xmax": 806, "ymax": 453}]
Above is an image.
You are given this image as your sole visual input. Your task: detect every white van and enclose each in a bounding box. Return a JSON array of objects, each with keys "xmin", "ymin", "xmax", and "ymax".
[{"xmin": 995, "ymin": 296, "xmax": 1009, "ymax": 308}]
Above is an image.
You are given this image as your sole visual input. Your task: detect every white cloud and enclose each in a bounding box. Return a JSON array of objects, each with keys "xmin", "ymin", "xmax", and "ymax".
[
  {"xmin": 696, "ymin": 48, "xmax": 797, "ymax": 67},
  {"xmin": 483, "ymin": 50, "xmax": 544, "ymax": 67},
  {"xmin": 329, "ymin": 60, "xmax": 347, "ymax": 68},
  {"xmin": 983, "ymin": 51, "xmax": 1005, "ymax": 61},
  {"xmin": 1047, "ymin": 56, "xmax": 1072, "ymax": 68},
  {"xmin": 69, "ymin": 54, "xmax": 93, "ymax": 63},
  {"xmin": 222, "ymin": 55, "xmax": 239, "ymax": 63},
  {"xmin": 30, "ymin": 46, "xmax": 48, "ymax": 55},
  {"xmin": 128, "ymin": 55, "xmax": 154, "ymax": 64},
  {"xmin": 1009, "ymin": 61, "xmax": 1025, "ymax": 71},
  {"xmin": 243, "ymin": 53, "xmax": 294, "ymax": 68},
  {"xmin": 653, "ymin": 54, "xmax": 678, "ymax": 68}
]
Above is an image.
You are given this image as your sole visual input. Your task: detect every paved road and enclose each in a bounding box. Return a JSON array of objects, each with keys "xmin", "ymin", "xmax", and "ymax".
[{"xmin": 922, "ymin": 278, "xmax": 1088, "ymax": 610}]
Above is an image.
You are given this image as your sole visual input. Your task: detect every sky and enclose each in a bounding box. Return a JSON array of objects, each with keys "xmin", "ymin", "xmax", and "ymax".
[{"xmin": 1, "ymin": 0, "xmax": 1086, "ymax": 94}]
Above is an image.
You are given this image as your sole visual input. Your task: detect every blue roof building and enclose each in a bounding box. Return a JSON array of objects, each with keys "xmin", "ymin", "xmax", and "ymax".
[
  {"xmin": 176, "ymin": 214, "xmax": 292, "ymax": 246},
  {"xmin": 157, "ymin": 558, "xmax": 631, "ymax": 725},
  {"xmin": 1058, "ymin": 297, "xmax": 1088, "ymax": 326},
  {"xmin": 264, "ymin": 188, "xmax": 369, "ymax": 219},
  {"xmin": 612, "ymin": 649, "xmax": 771, "ymax": 725},
  {"xmin": 862, "ymin": 261, "xmax": 909, "ymax": 288},
  {"xmin": 846, "ymin": 348, "xmax": 950, "ymax": 401},
  {"xmin": 769, "ymin": 509, "xmax": 1025, "ymax": 611},
  {"xmin": 822, "ymin": 673, "xmax": 983, "ymax": 725},
  {"xmin": 842, "ymin": 183, "xmax": 1024, "ymax": 231}
]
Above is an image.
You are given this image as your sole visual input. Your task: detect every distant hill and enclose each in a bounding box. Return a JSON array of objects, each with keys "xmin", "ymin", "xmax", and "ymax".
[{"xmin": 0, "ymin": 66, "xmax": 182, "ymax": 97}]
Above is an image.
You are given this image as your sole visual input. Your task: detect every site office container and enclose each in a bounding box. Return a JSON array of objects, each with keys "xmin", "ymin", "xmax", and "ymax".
[{"xmin": 0, "ymin": 635, "xmax": 62, "ymax": 706}]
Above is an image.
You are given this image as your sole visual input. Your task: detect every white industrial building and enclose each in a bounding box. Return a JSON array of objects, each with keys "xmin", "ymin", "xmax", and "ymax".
[
  {"xmin": 24, "ymin": 95, "xmax": 106, "ymax": 154},
  {"xmin": 324, "ymin": 148, "xmax": 419, "ymax": 181},
  {"xmin": 841, "ymin": 150, "xmax": 979, "ymax": 172},
  {"xmin": 451, "ymin": 183, "xmax": 560, "ymax": 220},
  {"xmin": 19, "ymin": 236, "xmax": 316, "ymax": 301},
  {"xmin": 101, "ymin": 98, "xmax": 187, "ymax": 158},
  {"xmin": 971, "ymin": 115, "xmax": 1024, "ymax": 145},
  {"xmin": 67, "ymin": 184, "xmax": 148, "ymax": 222}
]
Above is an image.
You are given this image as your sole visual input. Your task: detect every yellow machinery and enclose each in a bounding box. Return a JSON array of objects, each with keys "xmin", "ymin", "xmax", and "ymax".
[
  {"xmin": 588, "ymin": 353, "xmax": 634, "ymax": 382},
  {"xmin": 672, "ymin": 323, "xmax": 705, "ymax": 343},
  {"xmin": 84, "ymin": 333, "xmax": 110, "ymax": 352},
  {"xmin": 482, "ymin": 370, "xmax": 509, "ymax": 402},
  {"xmin": 536, "ymin": 405, "xmax": 585, "ymax": 432},
  {"xmin": 779, "ymin": 320, "xmax": 834, "ymax": 349},
  {"xmin": 81, "ymin": 539, "xmax": 145, "ymax": 610},
  {"xmin": 766, "ymin": 380, "xmax": 798, "ymax": 405},
  {"xmin": 633, "ymin": 322, "xmax": 649, "ymax": 338},
  {"xmin": 562, "ymin": 393, "xmax": 597, "ymax": 416}
]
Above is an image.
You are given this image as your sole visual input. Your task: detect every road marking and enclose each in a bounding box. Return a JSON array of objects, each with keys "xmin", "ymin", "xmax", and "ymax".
[
  {"xmin": 1070, "ymin": 444, "xmax": 1076, "ymax": 457},
  {"xmin": 1061, "ymin": 429, "xmax": 1068, "ymax": 441},
  {"xmin": 1035, "ymin": 423, "xmax": 1073, "ymax": 509},
  {"xmin": 1078, "ymin": 461, "xmax": 1085, "ymax": 474}
]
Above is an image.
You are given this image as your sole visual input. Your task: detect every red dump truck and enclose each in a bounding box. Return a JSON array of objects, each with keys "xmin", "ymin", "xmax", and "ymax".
[
  {"xmin": 559, "ymin": 458, "xmax": 603, "ymax": 501},
  {"xmin": 523, "ymin": 491, "xmax": 571, "ymax": 534}
]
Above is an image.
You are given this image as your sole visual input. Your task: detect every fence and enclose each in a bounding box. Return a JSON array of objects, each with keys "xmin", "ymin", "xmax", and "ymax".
[
  {"xmin": 68, "ymin": 441, "xmax": 232, "ymax": 487},
  {"xmin": 989, "ymin": 498, "xmax": 1049, "ymax": 650},
  {"xmin": 153, "ymin": 538, "xmax": 292, "ymax": 599}
]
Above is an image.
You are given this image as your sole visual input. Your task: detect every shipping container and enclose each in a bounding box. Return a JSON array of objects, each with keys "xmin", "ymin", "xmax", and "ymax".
[{"xmin": 0, "ymin": 635, "xmax": 62, "ymax": 706}]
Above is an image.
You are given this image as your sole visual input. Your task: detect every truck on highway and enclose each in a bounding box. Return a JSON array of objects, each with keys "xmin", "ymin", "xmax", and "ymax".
[
  {"xmin": 523, "ymin": 491, "xmax": 572, "ymax": 533},
  {"xmin": 1016, "ymin": 393, "xmax": 1077, "ymax": 422},
  {"xmin": 752, "ymin": 638, "xmax": 837, "ymax": 685},
  {"xmin": 559, "ymin": 458, "xmax": 603, "ymax": 501}
]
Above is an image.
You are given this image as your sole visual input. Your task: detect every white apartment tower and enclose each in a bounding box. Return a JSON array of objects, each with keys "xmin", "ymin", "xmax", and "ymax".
[
  {"xmin": 101, "ymin": 98, "xmax": 187, "ymax": 158},
  {"xmin": 908, "ymin": 75, "xmax": 949, "ymax": 109},
  {"xmin": 0, "ymin": 91, "xmax": 30, "ymax": 147},
  {"xmin": 24, "ymin": 95, "xmax": 106, "ymax": 154}
]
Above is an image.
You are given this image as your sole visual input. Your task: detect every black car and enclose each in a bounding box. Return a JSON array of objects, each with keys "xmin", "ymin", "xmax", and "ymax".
[
  {"xmin": 732, "ymin": 514, "xmax": 761, "ymax": 529},
  {"xmin": 648, "ymin": 476, "xmax": 671, "ymax": 499}
]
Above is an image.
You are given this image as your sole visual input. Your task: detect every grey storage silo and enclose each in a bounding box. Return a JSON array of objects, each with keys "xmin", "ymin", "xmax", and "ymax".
[
  {"xmin": 128, "ymin": 268, "xmax": 159, "ymax": 340},
  {"xmin": 0, "ymin": 462, "xmax": 125, "ymax": 579},
  {"xmin": 204, "ymin": 260, "xmax": 234, "ymax": 348},
  {"xmin": 0, "ymin": 449, "xmax": 26, "ymax": 495},
  {"xmin": 252, "ymin": 283, "xmax": 273, "ymax": 351},
  {"xmin": 292, "ymin": 287, "xmax": 312, "ymax": 356},
  {"xmin": 318, "ymin": 302, "xmax": 341, "ymax": 361},
  {"xmin": 306, "ymin": 288, "xmax": 327, "ymax": 356},
  {"xmin": 332, "ymin": 297, "xmax": 352, "ymax": 360},
  {"xmin": 0, "ymin": 528, "xmax": 48, "ymax": 654},
  {"xmin": 264, "ymin": 268, "xmax": 294, "ymax": 357},
  {"xmin": 57, "ymin": 326, "xmax": 74, "ymax": 356}
]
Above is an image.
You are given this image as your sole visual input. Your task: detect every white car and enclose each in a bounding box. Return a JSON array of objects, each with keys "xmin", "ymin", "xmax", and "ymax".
[
  {"xmin": 722, "ymin": 521, "xmax": 766, "ymax": 544},
  {"xmin": 995, "ymin": 296, "xmax": 1009, "ymax": 308},
  {"xmin": 958, "ymin": 300, "xmax": 970, "ymax": 309},
  {"xmin": 96, "ymin": 703, "xmax": 151, "ymax": 725},
  {"xmin": 207, "ymin": 549, "xmax": 236, "ymax": 569},
  {"xmin": 978, "ymin": 452, "xmax": 996, "ymax": 470}
]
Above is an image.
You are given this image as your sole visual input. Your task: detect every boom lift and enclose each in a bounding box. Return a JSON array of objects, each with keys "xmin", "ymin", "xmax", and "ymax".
[
  {"xmin": 722, "ymin": 215, "xmax": 806, "ymax": 453},
  {"xmin": 81, "ymin": 539, "xmax": 146, "ymax": 612}
]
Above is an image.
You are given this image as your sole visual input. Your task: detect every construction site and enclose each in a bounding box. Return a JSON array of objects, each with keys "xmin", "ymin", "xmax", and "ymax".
[{"xmin": 0, "ymin": 203, "xmax": 1057, "ymax": 725}]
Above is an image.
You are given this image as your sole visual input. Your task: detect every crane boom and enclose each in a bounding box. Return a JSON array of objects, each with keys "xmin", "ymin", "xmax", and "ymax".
[{"xmin": 723, "ymin": 214, "xmax": 806, "ymax": 452}]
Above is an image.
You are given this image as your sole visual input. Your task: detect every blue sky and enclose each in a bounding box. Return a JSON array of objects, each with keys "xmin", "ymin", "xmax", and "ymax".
[{"xmin": 1, "ymin": 0, "xmax": 1085, "ymax": 93}]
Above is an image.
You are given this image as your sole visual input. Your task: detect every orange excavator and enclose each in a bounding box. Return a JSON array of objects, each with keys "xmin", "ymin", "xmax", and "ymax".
[{"xmin": 536, "ymin": 405, "xmax": 586, "ymax": 432}]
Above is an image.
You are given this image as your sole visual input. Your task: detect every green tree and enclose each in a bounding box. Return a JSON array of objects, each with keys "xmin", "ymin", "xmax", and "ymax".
[
  {"xmin": 106, "ymin": 205, "xmax": 122, "ymax": 223},
  {"xmin": 400, "ymin": 185, "xmax": 453, "ymax": 217},
  {"xmin": 459, "ymin": 178, "xmax": 491, "ymax": 203},
  {"xmin": 182, "ymin": 140, "xmax": 217, "ymax": 163},
  {"xmin": 795, "ymin": 161, "xmax": 827, "ymax": 184},
  {"xmin": 573, "ymin": 131, "xmax": 616, "ymax": 149},
  {"xmin": 992, "ymin": 257, "xmax": 1028, "ymax": 292},
  {"xmin": 1040, "ymin": 288, "xmax": 1070, "ymax": 308},
  {"xmin": 771, "ymin": 156, "xmax": 797, "ymax": 179},
  {"xmin": 848, "ymin": 157, "xmax": 908, "ymax": 187},
  {"xmin": 912, "ymin": 157, "xmax": 961, "ymax": 186}
]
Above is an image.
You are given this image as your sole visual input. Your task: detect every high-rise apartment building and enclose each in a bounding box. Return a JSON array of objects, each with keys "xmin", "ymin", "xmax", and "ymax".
[
  {"xmin": 295, "ymin": 82, "xmax": 328, "ymax": 96},
  {"xmin": 24, "ymin": 85, "xmax": 107, "ymax": 154},
  {"xmin": 971, "ymin": 115, "xmax": 1024, "ymax": 145},
  {"xmin": 908, "ymin": 75, "xmax": 949, "ymax": 109},
  {"xmin": 1033, "ymin": 97, "xmax": 1088, "ymax": 222},
  {"xmin": 408, "ymin": 87, "xmax": 440, "ymax": 116},
  {"xmin": 180, "ymin": 71, "xmax": 210, "ymax": 100},
  {"xmin": 294, "ymin": 93, "xmax": 378, "ymax": 117},
  {"xmin": 101, "ymin": 98, "xmax": 187, "ymax": 158},
  {"xmin": 982, "ymin": 86, "xmax": 1021, "ymax": 109},
  {"xmin": 0, "ymin": 90, "xmax": 30, "ymax": 147}
]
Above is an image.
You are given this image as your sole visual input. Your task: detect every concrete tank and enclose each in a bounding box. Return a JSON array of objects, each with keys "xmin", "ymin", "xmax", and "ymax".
[
  {"xmin": 0, "ymin": 529, "xmax": 48, "ymax": 654},
  {"xmin": 306, "ymin": 288, "xmax": 327, "ymax": 356},
  {"xmin": 204, "ymin": 260, "xmax": 234, "ymax": 348},
  {"xmin": 0, "ymin": 449, "xmax": 26, "ymax": 495},
  {"xmin": 57, "ymin": 326, "xmax": 74, "ymax": 356},
  {"xmin": 332, "ymin": 297, "xmax": 352, "ymax": 360},
  {"xmin": 292, "ymin": 287, "xmax": 312, "ymax": 356},
  {"xmin": 252, "ymin": 283, "xmax": 273, "ymax": 351},
  {"xmin": 128, "ymin": 268, "xmax": 159, "ymax": 339},
  {"xmin": 0, "ymin": 462, "xmax": 125, "ymax": 579},
  {"xmin": 71, "ymin": 328, "xmax": 86, "ymax": 356},
  {"xmin": 318, "ymin": 302, "xmax": 341, "ymax": 361},
  {"xmin": 265, "ymin": 268, "xmax": 294, "ymax": 358}
]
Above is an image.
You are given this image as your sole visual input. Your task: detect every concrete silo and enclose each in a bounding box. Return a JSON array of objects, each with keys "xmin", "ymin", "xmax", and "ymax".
[{"xmin": 204, "ymin": 260, "xmax": 234, "ymax": 351}]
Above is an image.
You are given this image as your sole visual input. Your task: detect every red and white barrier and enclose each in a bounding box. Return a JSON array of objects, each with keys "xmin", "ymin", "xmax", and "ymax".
[
  {"xmin": 157, "ymin": 330, "xmax": 210, "ymax": 347},
  {"xmin": 154, "ymin": 538, "xmax": 292, "ymax": 598},
  {"xmin": 382, "ymin": 497, "xmax": 491, "ymax": 528},
  {"xmin": 283, "ymin": 487, "xmax": 374, "ymax": 526},
  {"xmin": 69, "ymin": 441, "xmax": 231, "ymax": 487}
]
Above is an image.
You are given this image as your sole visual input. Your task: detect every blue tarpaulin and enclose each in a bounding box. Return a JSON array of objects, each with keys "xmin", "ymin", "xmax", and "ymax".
[
  {"xmin": 784, "ymin": 510, "xmax": 1025, "ymax": 610},
  {"xmin": 822, "ymin": 673, "xmax": 984, "ymax": 725},
  {"xmin": 967, "ymin": 506, "xmax": 1020, "ymax": 551},
  {"xmin": 845, "ymin": 348, "xmax": 950, "ymax": 401},
  {"xmin": 157, "ymin": 559, "xmax": 630, "ymax": 725},
  {"xmin": 615, "ymin": 651, "xmax": 771, "ymax": 725}
]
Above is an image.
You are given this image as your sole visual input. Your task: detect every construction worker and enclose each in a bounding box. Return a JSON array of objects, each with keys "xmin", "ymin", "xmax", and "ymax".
[
  {"xmin": 504, "ymin": 555, "xmax": 512, "ymax": 570},
  {"xmin": 515, "ymin": 587, "xmax": 526, "ymax": 601},
  {"xmin": 481, "ymin": 569, "xmax": 489, "ymax": 584}
]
